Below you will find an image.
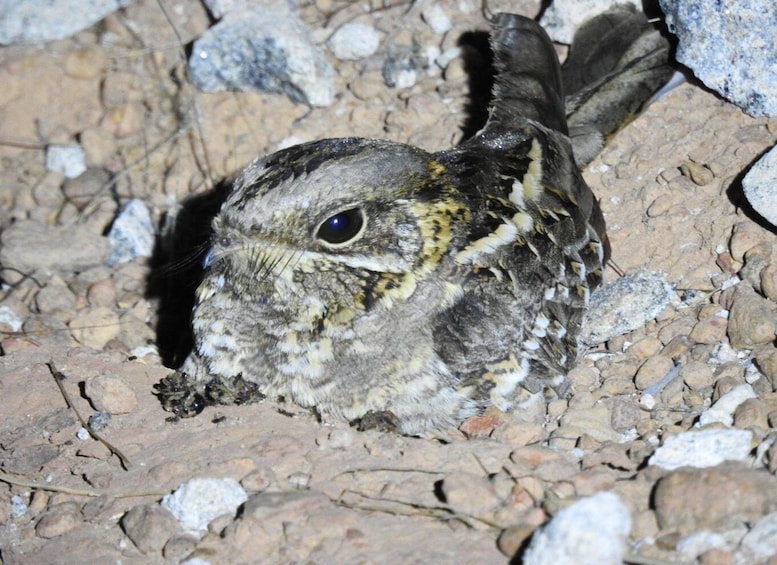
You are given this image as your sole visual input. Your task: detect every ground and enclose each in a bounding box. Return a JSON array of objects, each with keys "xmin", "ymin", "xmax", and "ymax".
[{"xmin": 1, "ymin": 1, "xmax": 777, "ymax": 564}]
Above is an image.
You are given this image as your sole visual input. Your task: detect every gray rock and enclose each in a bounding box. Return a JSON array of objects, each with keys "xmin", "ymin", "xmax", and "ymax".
[
  {"xmin": 328, "ymin": 22, "xmax": 380, "ymax": 61},
  {"xmin": 648, "ymin": 428, "xmax": 753, "ymax": 470},
  {"xmin": 188, "ymin": 1, "xmax": 335, "ymax": 107},
  {"xmin": 383, "ymin": 44, "xmax": 424, "ymax": 89},
  {"xmin": 107, "ymin": 199, "xmax": 155, "ymax": 266},
  {"xmin": 523, "ymin": 492, "xmax": 631, "ymax": 565},
  {"xmin": 582, "ymin": 271, "xmax": 674, "ymax": 345},
  {"xmin": 121, "ymin": 504, "xmax": 180, "ymax": 554},
  {"xmin": 660, "ymin": 0, "xmax": 777, "ymax": 117},
  {"xmin": 0, "ymin": 0, "xmax": 130, "ymax": 45},
  {"xmin": 743, "ymin": 143, "xmax": 777, "ymax": 228},
  {"xmin": 0, "ymin": 220, "xmax": 111, "ymax": 276},
  {"xmin": 161, "ymin": 477, "xmax": 248, "ymax": 537},
  {"xmin": 539, "ymin": 0, "xmax": 625, "ymax": 44}
]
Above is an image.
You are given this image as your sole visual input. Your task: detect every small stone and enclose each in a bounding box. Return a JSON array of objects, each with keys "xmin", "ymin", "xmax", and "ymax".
[
  {"xmin": 45, "ymin": 144, "xmax": 87, "ymax": 179},
  {"xmin": 87, "ymin": 279, "xmax": 117, "ymax": 308},
  {"xmin": 727, "ymin": 285, "xmax": 776, "ymax": 348},
  {"xmin": 627, "ymin": 336, "xmax": 662, "ymax": 359},
  {"xmin": 63, "ymin": 168, "xmax": 110, "ymax": 210},
  {"xmin": 121, "ymin": 504, "xmax": 180, "ymax": 554},
  {"xmin": 84, "ymin": 373, "xmax": 138, "ymax": 414},
  {"xmin": 761, "ymin": 264, "xmax": 777, "ymax": 302},
  {"xmin": 107, "ymin": 199, "xmax": 156, "ymax": 266},
  {"xmin": 653, "ymin": 466, "xmax": 777, "ymax": 534},
  {"xmin": 161, "ymin": 477, "xmax": 248, "ymax": 537},
  {"xmin": 738, "ymin": 511, "xmax": 777, "ymax": 563},
  {"xmin": 87, "ymin": 411, "xmax": 111, "ymax": 432},
  {"xmin": 522, "ymin": 492, "xmax": 631, "ymax": 564},
  {"xmin": 701, "ymin": 382, "xmax": 758, "ymax": 426},
  {"xmin": 421, "ymin": 4, "xmax": 451, "ymax": 35},
  {"xmin": 688, "ymin": 316, "xmax": 728, "ymax": 346},
  {"xmin": 582, "ymin": 271, "xmax": 674, "ymax": 345},
  {"xmin": 729, "ymin": 221, "xmax": 771, "ymax": 262},
  {"xmin": 0, "ymin": 220, "xmax": 111, "ymax": 278},
  {"xmin": 35, "ymin": 502, "xmax": 81, "ymax": 538},
  {"xmin": 733, "ymin": 398, "xmax": 769, "ymax": 430},
  {"xmin": 648, "ymin": 428, "xmax": 753, "ymax": 470},
  {"xmin": 64, "ymin": 47, "xmax": 108, "ymax": 79},
  {"xmin": 681, "ymin": 361, "xmax": 714, "ymax": 390},
  {"xmin": 679, "ymin": 160, "xmax": 715, "ymax": 186},
  {"xmin": 328, "ymin": 22, "xmax": 380, "ymax": 60},
  {"xmin": 69, "ymin": 307, "xmax": 120, "ymax": 349},
  {"xmin": 383, "ymin": 44, "xmax": 423, "ymax": 89},
  {"xmin": 609, "ymin": 397, "xmax": 641, "ymax": 433},
  {"xmin": 634, "ymin": 355, "xmax": 675, "ymax": 391},
  {"xmin": 440, "ymin": 473, "xmax": 501, "ymax": 517}
]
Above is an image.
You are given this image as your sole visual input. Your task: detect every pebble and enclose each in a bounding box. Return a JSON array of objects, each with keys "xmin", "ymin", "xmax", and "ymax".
[
  {"xmin": 45, "ymin": 144, "xmax": 87, "ymax": 179},
  {"xmin": 660, "ymin": 0, "xmax": 777, "ymax": 117},
  {"xmin": 653, "ymin": 466, "xmax": 777, "ymax": 534},
  {"xmin": 700, "ymin": 382, "xmax": 758, "ymax": 427},
  {"xmin": 440, "ymin": 473, "xmax": 502, "ymax": 518},
  {"xmin": 0, "ymin": 0, "xmax": 129, "ymax": 44},
  {"xmin": 188, "ymin": 2, "xmax": 335, "ymax": 107},
  {"xmin": 68, "ymin": 307, "xmax": 120, "ymax": 349},
  {"xmin": 582, "ymin": 271, "xmax": 674, "ymax": 345},
  {"xmin": 538, "ymin": 0, "xmax": 623, "ymax": 44},
  {"xmin": 421, "ymin": 4, "xmax": 452, "ymax": 35},
  {"xmin": 522, "ymin": 492, "xmax": 631, "ymax": 565},
  {"xmin": 726, "ymin": 285, "xmax": 776, "ymax": 348},
  {"xmin": 729, "ymin": 221, "xmax": 772, "ymax": 263},
  {"xmin": 0, "ymin": 220, "xmax": 111, "ymax": 278},
  {"xmin": 84, "ymin": 373, "xmax": 138, "ymax": 414},
  {"xmin": 634, "ymin": 355, "xmax": 675, "ymax": 391},
  {"xmin": 688, "ymin": 315, "xmax": 728, "ymax": 346},
  {"xmin": 328, "ymin": 22, "xmax": 380, "ymax": 60},
  {"xmin": 35, "ymin": 502, "xmax": 81, "ymax": 539},
  {"xmin": 121, "ymin": 504, "xmax": 181, "ymax": 554},
  {"xmin": 648, "ymin": 428, "xmax": 753, "ymax": 470},
  {"xmin": 107, "ymin": 199, "xmax": 156, "ymax": 266},
  {"xmin": 737, "ymin": 511, "xmax": 777, "ymax": 563},
  {"xmin": 680, "ymin": 361, "xmax": 715, "ymax": 390},
  {"xmin": 161, "ymin": 478, "xmax": 248, "ymax": 537},
  {"xmin": 63, "ymin": 168, "xmax": 111, "ymax": 210},
  {"xmin": 383, "ymin": 44, "xmax": 423, "ymax": 89},
  {"xmin": 742, "ymin": 143, "xmax": 777, "ymax": 228}
]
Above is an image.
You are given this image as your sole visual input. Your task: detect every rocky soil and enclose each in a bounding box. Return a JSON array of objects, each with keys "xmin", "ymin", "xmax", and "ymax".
[{"xmin": 1, "ymin": 1, "xmax": 777, "ymax": 564}]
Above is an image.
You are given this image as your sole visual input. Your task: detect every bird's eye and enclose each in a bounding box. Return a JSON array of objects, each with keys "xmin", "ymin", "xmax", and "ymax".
[{"xmin": 316, "ymin": 207, "xmax": 365, "ymax": 245}]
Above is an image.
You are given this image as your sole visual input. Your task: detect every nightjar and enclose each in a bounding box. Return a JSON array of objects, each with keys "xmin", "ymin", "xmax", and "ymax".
[{"xmin": 157, "ymin": 7, "xmax": 672, "ymax": 434}]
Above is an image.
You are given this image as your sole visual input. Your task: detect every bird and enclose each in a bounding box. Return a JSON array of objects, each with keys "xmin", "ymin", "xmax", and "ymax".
[{"xmin": 155, "ymin": 7, "xmax": 672, "ymax": 435}]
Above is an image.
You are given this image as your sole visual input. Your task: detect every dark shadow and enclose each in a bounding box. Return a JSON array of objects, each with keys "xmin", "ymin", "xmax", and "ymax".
[
  {"xmin": 456, "ymin": 30, "xmax": 494, "ymax": 142},
  {"xmin": 145, "ymin": 178, "xmax": 233, "ymax": 368},
  {"xmin": 726, "ymin": 147, "xmax": 777, "ymax": 234}
]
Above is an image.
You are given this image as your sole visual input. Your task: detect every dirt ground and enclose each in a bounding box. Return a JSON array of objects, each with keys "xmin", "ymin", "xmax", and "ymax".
[{"xmin": 1, "ymin": 1, "xmax": 777, "ymax": 563}]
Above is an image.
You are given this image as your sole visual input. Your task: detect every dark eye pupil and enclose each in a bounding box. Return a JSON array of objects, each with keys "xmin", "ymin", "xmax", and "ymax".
[{"xmin": 317, "ymin": 208, "xmax": 364, "ymax": 244}]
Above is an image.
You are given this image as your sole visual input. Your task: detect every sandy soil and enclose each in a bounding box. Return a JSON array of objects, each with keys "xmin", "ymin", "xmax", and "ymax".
[{"xmin": 1, "ymin": 1, "xmax": 777, "ymax": 563}]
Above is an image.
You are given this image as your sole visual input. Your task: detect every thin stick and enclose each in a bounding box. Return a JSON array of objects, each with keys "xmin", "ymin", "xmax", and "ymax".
[
  {"xmin": 0, "ymin": 470, "xmax": 167, "ymax": 499},
  {"xmin": 46, "ymin": 362, "xmax": 133, "ymax": 470}
]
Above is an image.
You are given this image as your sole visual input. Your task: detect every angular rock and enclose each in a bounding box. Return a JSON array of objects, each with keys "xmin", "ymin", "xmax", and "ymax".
[
  {"xmin": 649, "ymin": 428, "xmax": 753, "ymax": 470},
  {"xmin": 107, "ymin": 199, "xmax": 156, "ymax": 266},
  {"xmin": 660, "ymin": 0, "xmax": 777, "ymax": 117},
  {"xmin": 188, "ymin": 1, "xmax": 335, "ymax": 107},
  {"xmin": 161, "ymin": 477, "xmax": 248, "ymax": 537},
  {"xmin": 0, "ymin": 220, "xmax": 111, "ymax": 278},
  {"xmin": 328, "ymin": 22, "xmax": 380, "ymax": 61},
  {"xmin": 522, "ymin": 492, "xmax": 631, "ymax": 564},
  {"xmin": 742, "ymin": 143, "xmax": 777, "ymax": 228}
]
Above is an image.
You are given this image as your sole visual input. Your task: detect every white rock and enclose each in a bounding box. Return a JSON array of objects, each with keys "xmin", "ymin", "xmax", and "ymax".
[
  {"xmin": 422, "ymin": 4, "xmax": 452, "ymax": 35},
  {"xmin": 0, "ymin": 305, "xmax": 23, "ymax": 333},
  {"xmin": 742, "ymin": 143, "xmax": 777, "ymax": 228},
  {"xmin": 697, "ymin": 383, "xmax": 757, "ymax": 427},
  {"xmin": 539, "ymin": 0, "xmax": 625, "ymax": 44},
  {"xmin": 648, "ymin": 428, "xmax": 753, "ymax": 470},
  {"xmin": 736, "ymin": 512, "xmax": 777, "ymax": 564},
  {"xmin": 107, "ymin": 199, "xmax": 156, "ymax": 266},
  {"xmin": 46, "ymin": 144, "xmax": 87, "ymax": 179},
  {"xmin": 161, "ymin": 477, "xmax": 248, "ymax": 537},
  {"xmin": 523, "ymin": 492, "xmax": 631, "ymax": 565},
  {"xmin": 328, "ymin": 22, "xmax": 380, "ymax": 61},
  {"xmin": 677, "ymin": 530, "xmax": 729, "ymax": 561}
]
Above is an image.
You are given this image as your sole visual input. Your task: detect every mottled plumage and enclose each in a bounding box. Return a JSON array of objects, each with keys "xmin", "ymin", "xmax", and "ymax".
[{"xmin": 157, "ymin": 8, "xmax": 671, "ymax": 434}]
